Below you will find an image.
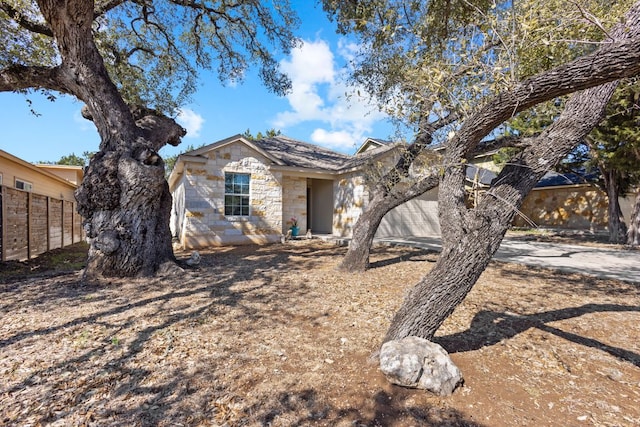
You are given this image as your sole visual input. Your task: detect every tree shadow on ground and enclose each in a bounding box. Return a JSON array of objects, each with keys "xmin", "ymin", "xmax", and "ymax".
[
  {"xmin": 0, "ymin": 242, "xmax": 338, "ymax": 426},
  {"xmin": 246, "ymin": 388, "xmax": 485, "ymax": 427},
  {"xmin": 368, "ymin": 248, "xmax": 438, "ymax": 269},
  {"xmin": 435, "ymin": 303, "xmax": 640, "ymax": 367}
]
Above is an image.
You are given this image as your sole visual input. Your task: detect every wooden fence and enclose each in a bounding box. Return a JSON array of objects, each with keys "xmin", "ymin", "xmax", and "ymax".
[{"xmin": 0, "ymin": 185, "xmax": 83, "ymax": 261}]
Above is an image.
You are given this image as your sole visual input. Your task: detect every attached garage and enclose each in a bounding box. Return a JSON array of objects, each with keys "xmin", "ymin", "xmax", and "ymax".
[{"xmin": 375, "ymin": 187, "xmax": 440, "ymax": 237}]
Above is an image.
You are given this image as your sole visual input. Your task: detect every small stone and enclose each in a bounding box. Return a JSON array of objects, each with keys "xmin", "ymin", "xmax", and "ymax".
[
  {"xmin": 185, "ymin": 251, "xmax": 201, "ymax": 266},
  {"xmin": 577, "ymin": 415, "xmax": 588, "ymax": 421}
]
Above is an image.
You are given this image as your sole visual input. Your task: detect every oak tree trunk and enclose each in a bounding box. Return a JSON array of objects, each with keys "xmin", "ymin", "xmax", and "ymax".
[
  {"xmin": 601, "ymin": 168, "xmax": 628, "ymax": 243},
  {"xmin": 627, "ymin": 189, "xmax": 640, "ymax": 246},
  {"xmin": 33, "ymin": 0, "xmax": 185, "ymax": 279}
]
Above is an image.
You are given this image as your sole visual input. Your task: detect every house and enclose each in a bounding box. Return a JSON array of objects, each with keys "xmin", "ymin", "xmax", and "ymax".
[
  {"xmin": 0, "ymin": 149, "xmax": 83, "ymax": 200},
  {"xmin": 168, "ymin": 134, "xmax": 444, "ymax": 248},
  {"xmin": 0, "ymin": 149, "xmax": 84, "ymax": 260}
]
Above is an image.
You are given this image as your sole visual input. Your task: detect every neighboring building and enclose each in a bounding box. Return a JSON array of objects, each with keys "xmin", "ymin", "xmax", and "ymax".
[
  {"xmin": 0, "ymin": 150, "xmax": 84, "ymax": 260},
  {"xmin": 0, "ymin": 150, "xmax": 83, "ymax": 200},
  {"xmin": 168, "ymin": 134, "xmax": 444, "ymax": 248},
  {"xmin": 514, "ymin": 171, "xmax": 610, "ymax": 230}
]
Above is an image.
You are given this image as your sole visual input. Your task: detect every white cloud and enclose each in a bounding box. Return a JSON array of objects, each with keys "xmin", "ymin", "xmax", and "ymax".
[
  {"xmin": 272, "ymin": 38, "xmax": 387, "ymax": 151},
  {"xmin": 310, "ymin": 128, "xmax": 360, "ymax": 151},
  {"xmin": 176, "ymin": 108, "xmax": 205, "ymax": 138}
]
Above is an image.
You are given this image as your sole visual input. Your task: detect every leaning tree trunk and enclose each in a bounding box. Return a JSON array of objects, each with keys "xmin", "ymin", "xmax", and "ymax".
[
  {"xmin": 338, "ymin": 175, "xmax": 440, "ymax": 272},
  {"xmin": 601, "ymin": 168, "xmax": 628, "ymax": 243},
  {"xmin": 35, "ymin": 0, "xmax": 184, "ymax": 279},
  {"xmin": 383, "ymin": 0, "xmax": 640, "ymax": 342},
  {"xmin": 627, "ymin": 188, "xmax": 640, "ymax": 246},
  {"xmin": 385, "ymin": 81, "xmax": 623, "ymax": 342}
]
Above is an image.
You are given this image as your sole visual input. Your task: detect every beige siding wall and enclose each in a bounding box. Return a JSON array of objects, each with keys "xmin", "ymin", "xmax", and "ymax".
[
  {"xmin": 376, "ymin": 187, "xmax": 440, "ymax": 237},
  {"xmin": 176, "ymin": 143, "xmax": 284, "ymax": 248},
  {"xmin": 0, "ymin": 158, "xmax": 77, "ymax": 200},
  {"xmin": 36, "ymin": 165, "xmax": 83, "ymax": 185}
]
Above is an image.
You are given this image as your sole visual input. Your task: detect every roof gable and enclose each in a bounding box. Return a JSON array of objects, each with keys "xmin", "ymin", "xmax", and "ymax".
[
  {"xmin": 186, "ymin": 134, "xmax": 285, "ymax": 165},
  {"xmin": 355, "ymin": 138, "xmax": 393, "ymax": 154}
]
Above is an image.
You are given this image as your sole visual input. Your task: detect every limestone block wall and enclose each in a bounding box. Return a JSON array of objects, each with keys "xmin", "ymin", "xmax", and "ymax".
[
  {"xmin": 333, "ymin": 173, "xmax": 367, "ymax": 237},
  {"xmin": 177, "ymin": 143, "xmax": 283, "ymax": 248},
  {"xmin": 282, "ymin": 176, "xmax": 307, "ymax": 233},
  {"xmin": 514, "ymin": 185, "xmax": 608, "ymax": 230}
]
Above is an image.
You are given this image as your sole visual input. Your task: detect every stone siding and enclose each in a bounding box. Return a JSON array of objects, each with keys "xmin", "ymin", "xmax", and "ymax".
[
  {"xmin": 514, "ymin": 185, "xmax": 608, "ymax": 230},
  {"xmin": 282, "ymin": 176, "xmax": 307, "ymax": 233},
  {"xmin": 175, "ymin": 143, "xmax": 283, "ymax": 248},
  {"xmin": 333, "ymin": 173, "xmax": 367, "ymax": 237}
]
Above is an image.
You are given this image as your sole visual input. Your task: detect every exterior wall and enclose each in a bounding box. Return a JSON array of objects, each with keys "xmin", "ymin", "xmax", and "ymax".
[
  {"xmin": 170, "ymin": 175, "xmax": 186, "ymax": 243},
  {"xmin": 176, "ymin": 143, "xmax": 283, "ymax": 248},
  {"xmin": 333, "ymin": 173, "xmax": 367, "ymax": 237},
  {"xmin": 282, "ymin": 176, "xmax": 307, "ymax": 233},
  {"xmin": 0, "ymin": 156, "xmax": 77, "ymax": 200},
  {"xmin": 36, "ymin": 165, "xmax": 84, "ymax": 185},
  {"xmin": 376, "ymin": 187, "xmax": 440, "ymax": 237},
  {"xmin": 513, "ymin": 185, "xmax": 609, "ymax": 230}
]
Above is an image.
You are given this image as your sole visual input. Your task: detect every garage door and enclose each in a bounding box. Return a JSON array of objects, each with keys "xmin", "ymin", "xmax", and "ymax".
[{"xmin": 375, "ymin": 187, "xmax": 440, "ymax": 237}]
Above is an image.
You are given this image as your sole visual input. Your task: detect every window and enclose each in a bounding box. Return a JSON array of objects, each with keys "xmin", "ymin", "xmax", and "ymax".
[
  {"xmin": 224, "ymin": 173, "xmax": 250, "ymax": 216},
  {"xmin": 15, "ymin": 178, "xmax": 33, "ymax": 192}
]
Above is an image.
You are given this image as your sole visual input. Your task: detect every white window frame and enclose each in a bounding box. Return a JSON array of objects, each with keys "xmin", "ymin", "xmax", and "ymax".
[
  {"xmin": 224, "ymin": 172, "xmax": 250, "ymax": 217},
  {"xmin": 15, "ymin": 178, "xmax": 33, "ymax": 192}
]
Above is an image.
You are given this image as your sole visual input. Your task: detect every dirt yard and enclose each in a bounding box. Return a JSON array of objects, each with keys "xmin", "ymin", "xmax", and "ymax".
[{"xmin": 1, "ymin": 239, "xmax": 638, "ymax": 426}]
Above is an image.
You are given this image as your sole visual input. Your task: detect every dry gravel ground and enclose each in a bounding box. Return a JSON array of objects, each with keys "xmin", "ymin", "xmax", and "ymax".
[{"xmin": 0, "ymin": 239, "xmax": 639, "ymax": 426}]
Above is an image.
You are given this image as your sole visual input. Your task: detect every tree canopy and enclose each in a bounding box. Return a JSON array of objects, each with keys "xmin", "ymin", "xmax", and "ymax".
[{"xmin": 1, "ymin": 0, "xmax": 300, "ymax": 113}]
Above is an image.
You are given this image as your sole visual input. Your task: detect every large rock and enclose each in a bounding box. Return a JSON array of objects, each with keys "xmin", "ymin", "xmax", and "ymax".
[{"xmin": 379, "ymin": 336, "xmax": 463, "ymax": 396}]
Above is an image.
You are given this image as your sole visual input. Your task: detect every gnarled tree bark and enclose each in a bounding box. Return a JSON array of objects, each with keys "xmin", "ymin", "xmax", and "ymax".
[{"xmin": 29, "ymin": 0, "xmax": 185, "ymax": 279}]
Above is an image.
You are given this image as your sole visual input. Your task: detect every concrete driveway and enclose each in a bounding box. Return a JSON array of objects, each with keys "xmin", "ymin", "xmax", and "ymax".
[{"xmin": 373, "ymin": 236, "xmax": 640, "ymax": 283}]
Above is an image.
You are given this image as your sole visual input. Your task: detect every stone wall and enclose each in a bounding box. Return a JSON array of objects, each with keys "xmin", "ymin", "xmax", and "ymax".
[
  {"xmin": 282, "ymin": 176, "xmax": 307, "ymax": 234},
  {"xmin": 513, "ymin": 185, "xmax": 608, "ymax": 230},
  {"xmin": 175, "ymin": 143, "xmax": 284, "ymax": 248},
  {"xmin": 333, "ymin": 173, "xmax": 367, "ymax": 237}
]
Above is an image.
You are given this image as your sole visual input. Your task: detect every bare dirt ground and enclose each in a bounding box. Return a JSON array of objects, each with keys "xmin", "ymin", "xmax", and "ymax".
[{"xmin": 1, "ymin": 239, "xmax": 639, "ymax": 426}]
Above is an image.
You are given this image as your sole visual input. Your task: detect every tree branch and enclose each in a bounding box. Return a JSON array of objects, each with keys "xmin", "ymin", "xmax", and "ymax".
[
  {"xmin": 0, "ymin": 1, "xmax": 53, "ymax": 36},
  {"xmin": 0, "ymin": 63, "xmax": 67, "ymax": 93}
]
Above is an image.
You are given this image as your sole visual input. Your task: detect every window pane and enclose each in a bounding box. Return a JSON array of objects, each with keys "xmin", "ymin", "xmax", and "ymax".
[
  {"xmin": 224, "ymin": 173, "xmax": 250, "ymax": 216},
  {"xmin": 237, "ymin": 174, "xmax": 250, "ymax": 186}
]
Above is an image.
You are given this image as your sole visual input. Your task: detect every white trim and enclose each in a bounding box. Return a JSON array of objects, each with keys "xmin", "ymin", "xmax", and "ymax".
[{"xmin": 15, "ymin": 177, "xmax": 33, "ymax": 191}]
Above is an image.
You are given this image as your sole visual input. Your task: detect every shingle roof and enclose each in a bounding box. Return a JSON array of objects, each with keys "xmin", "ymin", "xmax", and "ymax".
[
  {"xmin": 535, "ymin": 170, "xmax": 596, "ymax": 187},
  {"xmin": 250, "ymin": 135, "xmax": 402, "ymax": 171},
  {"xmin": 252, "ymin": 136, "xmax": 353, "ymax": 170}
]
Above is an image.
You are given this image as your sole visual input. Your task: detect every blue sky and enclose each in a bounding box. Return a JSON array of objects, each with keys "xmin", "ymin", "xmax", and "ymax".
[{"xmin": 0, "ymin": 3, "xmax": 399, "ymax": 164}]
